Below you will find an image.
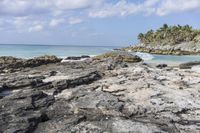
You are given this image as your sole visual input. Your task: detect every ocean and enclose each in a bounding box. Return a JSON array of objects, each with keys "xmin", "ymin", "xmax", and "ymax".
[
  {"xmin": 0, "ymin": 44, "xmax": 200, "ymax": 63},
  {"xmin": 0, "ymin": 44, "xmax": 118, "ymax": 58}
]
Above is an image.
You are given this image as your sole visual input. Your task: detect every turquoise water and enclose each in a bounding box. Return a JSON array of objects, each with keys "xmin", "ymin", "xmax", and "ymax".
[
  {"xmin": 0, "ymin": 44, "xmax": 118, "ymax": 58},
  {"xmin": 0, "ymin": 44, "xmax": 200, "ymax": 63},
  {"xmin": 135, "ymin": 52, "xmax": 200, "ymax": 63}
]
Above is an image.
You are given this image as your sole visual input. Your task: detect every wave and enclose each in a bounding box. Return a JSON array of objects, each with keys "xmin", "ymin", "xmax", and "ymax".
[{"xmin": 134, "ymin": 52, "xmax": 154, "ymax": 61}]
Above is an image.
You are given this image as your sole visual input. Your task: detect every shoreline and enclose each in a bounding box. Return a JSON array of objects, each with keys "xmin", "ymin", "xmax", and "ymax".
[{"xmin": 1, "ymin": 52, "xmax": 200, "ymax": 132}]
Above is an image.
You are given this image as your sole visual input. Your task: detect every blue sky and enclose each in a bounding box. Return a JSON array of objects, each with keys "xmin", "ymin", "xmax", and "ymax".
[{"xmin": 0, "ymin": 0, "xmax": 200, "ymax": 46}]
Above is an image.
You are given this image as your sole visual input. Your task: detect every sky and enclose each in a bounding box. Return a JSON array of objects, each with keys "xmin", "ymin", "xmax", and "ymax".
[{"xmin": 0, "ymin": 0, "xmax": 200, "ymax": 46}]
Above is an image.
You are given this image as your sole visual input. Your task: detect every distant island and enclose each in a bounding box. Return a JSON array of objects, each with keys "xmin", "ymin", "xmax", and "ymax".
[{"xmin": 122, "ymin": 24, "xmax": 200, "ymax": 55}]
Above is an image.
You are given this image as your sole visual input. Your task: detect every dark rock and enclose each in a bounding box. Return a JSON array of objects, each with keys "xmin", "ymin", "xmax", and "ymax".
[
  {"xmin": 53, "ymin": 71, "xmax": 102, "ymax": 94},
  {"xmin": 65, "ymin": 55, "xmax": 90, "ymax": 60},
  {"xmin": 156, "ymin": 64, "xmax": 168, "ymax": 69},
  {"xmin": 49, "ymin": 71, "xmax": 57, "ymax": 76},
  {"xmin": 24, "ymin": 55, "xmax": 62, "ymax": 68},
  {"xmin": 0, "ymin": 90, "xmax": 55, "ymax": 132},
  {"xmin": 65, "ymin": 56, "xmax": 82, "ymax": 60},
  {"xmin": 81, "ymin": 55, "xmax": 90, "ymax": 58},
  {"xmin": 0, "ymin": 55, "xmax": 62, "ymax": 73},
  {"xmin": 2, "ymin": 77, "xmax": 44, "ymax": 90},
  {"xmin": 179, "ymin": 61, "xmax": 200, "ymax": 69}
]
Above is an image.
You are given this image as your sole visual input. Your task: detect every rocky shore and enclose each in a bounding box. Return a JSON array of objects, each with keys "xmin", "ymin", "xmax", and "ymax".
[
  {"xmin": 122, "ymin": 25, "xmax": 200, "ymax": 55},
  {"xmin": 122, "ymin": 42, "xmax": 200, "ymax": 55},
  {"xmin": 1, "ymin": 53, "xmax": 200, "ymax": 132}
]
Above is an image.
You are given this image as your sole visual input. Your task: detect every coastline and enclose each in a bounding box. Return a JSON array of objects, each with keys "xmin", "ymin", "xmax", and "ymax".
[{"xmin": 1, "ymin": 52, "xmax": 200, "ymax": 132}]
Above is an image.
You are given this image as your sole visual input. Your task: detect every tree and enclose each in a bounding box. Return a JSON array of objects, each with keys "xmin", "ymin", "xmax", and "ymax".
[
  {"xmin": 137, "ymin": 24, "xmax": 200, "ymax": 45},
  {"xmin": 138, "ymin": 33, "xmax": 144, "ymax": 42}
]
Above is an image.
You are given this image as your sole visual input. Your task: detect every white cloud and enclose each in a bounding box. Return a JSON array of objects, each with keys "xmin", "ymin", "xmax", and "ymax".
[
  {"xmin": 29, "ymin": 25, "xmax": 43, "ymax": 32},
  {"xmin": 54, "ymin": 0, "xmax": 103, "ymax": 10},
  {"xmin": 49, "ymin": 18, "xmax": 65, "ymax": 27},
  {"xmin": 68, "ymin": 17, "xmax": 83, "ymax": 25},
  {"xmin": 89, "ymin": 1, "xmax": 142, "ymax": 18},
  {"xmin": 0, "ymin": 0, "xmax": 199, "ymax": 32},
  {"xmin": 0, "ymin": 0, "xmax": 199, "ymax": 18},
  {"xmin": 156, "ymin": 0, "xmax": 200, "ymax": 16},
  {"xmin": 0, "ymin": 0, "xmax": 104, "ymax": 16},
  {"xmin": 89, "ymin": 0, "xmax": 200, "ymax": 18}
]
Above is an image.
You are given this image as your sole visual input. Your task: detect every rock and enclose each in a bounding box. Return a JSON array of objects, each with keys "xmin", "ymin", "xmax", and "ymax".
[
  {"xmin": 24, "ymin": 55, "xmax": 62, "ymax": 68},
  {"xmin": 0, "ymin": 56, "xmax": 23, "ymax": 65},
  {"xmin": 65, "ymin": 56, "xmax": 82, "ymax": 60},
  {"xmin": 2, "ymin": 76, "xmax": 44, "ymax": 90},
  {"xmin": 0, "ymin": 55, "xmax": 62, "ymax": 73},
  {"xmin": 156, "ymin": 64, "xmax": 168, "ymax": 69},
  {"xmin": 0, "ymin": 90, "xmax": 54, "ymax": 132},
  {"xmin": 179, "ymin": 61, "xmax": 200, "ymax": 69},
  {"xmin": 65, "ymin": 55, "xmax": 90, "ymax": 60},
  {"xmin": 49, "ymin": 71, "xmax": 57, "ymax": 76},
  {"xmin": 1, "ymin": 53, "xmax": 200, "ymax": 132},
  {"xmin": 81, "ymin": 55, "xmax": 90, "ymax": 58},
  {"xmin": 111, "ymin": 118, "xmax": 162, "ymax": 133},
  {"xmin": 52, "ymin": 71, "xmax": 102, "ymax": 94},
  {"xmin": 94, "ymin": 51, "xmax": 142, "ymax": 63}
]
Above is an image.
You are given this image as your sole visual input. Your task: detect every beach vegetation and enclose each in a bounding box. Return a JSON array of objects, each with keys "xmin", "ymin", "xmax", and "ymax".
[{"xmin": 138, "ymin": 24, "xmax": 200, "ymax": 45}]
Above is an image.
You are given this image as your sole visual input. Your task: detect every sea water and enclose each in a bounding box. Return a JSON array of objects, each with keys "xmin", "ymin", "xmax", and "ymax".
[
  {"xmin": 0, "ymin": 44, "xmax": 200, "ymax": 63},
  {"xmin": 0, "ymin": 44, "xmax": 117, "ymax": 58},
  {"xmin": 135, "ymin": 52, "xmax": 200, "ymax": 64}
]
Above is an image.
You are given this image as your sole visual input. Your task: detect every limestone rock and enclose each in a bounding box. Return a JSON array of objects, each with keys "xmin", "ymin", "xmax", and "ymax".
[{"xmin": 94, "ymin": 51, "xmax": 142, "ymax": 63}]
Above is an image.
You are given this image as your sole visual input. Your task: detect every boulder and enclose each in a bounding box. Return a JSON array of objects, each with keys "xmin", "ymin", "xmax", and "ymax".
[{"xmin": 94, "ymin": 51, "xmax": 142, "ymax": 63}]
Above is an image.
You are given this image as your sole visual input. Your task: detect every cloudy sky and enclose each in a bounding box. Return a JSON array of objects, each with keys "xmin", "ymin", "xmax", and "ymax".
[{"xmin": 0, "ymin": 0, "xmax": 200, "ymax": 46}]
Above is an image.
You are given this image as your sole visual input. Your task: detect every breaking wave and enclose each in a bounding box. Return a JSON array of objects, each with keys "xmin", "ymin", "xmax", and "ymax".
[{"xmin": 135, "ymin": 52, "xmax": 154, "ymax": 61}]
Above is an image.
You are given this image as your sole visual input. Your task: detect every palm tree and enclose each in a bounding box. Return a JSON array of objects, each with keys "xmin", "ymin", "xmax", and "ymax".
[{"xmin": 137, "ymin": 24, "xmax": 200, "ymax": 45}]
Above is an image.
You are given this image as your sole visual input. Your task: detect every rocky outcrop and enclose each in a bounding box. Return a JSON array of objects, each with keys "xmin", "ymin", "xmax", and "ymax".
[
  {"xmin": 179, "ymin": 61, "xmax": 200, "ymax": 69},
  {"xmin": 1, "ymin": 55, "xmax": 200, "ymax": 132},
  {"xmin": 0, "ymin": 55, "xmax": 62, "ymax": 73},
  {"xmin": 24, "ymin": 55, "xmax": 62, "ymax": 67},
  {"xmin": 122, "ymin": 41, "xmax": 200, "ymax": 55},
  {"xmin": 94, "ymin": 51, "xmax": 142, "ymax": 63}
]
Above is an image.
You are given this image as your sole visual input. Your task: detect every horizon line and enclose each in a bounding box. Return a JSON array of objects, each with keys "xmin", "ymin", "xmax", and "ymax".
[{"xmin": 0, "ymin": 43, "xmax": 128, "ymax": 47}]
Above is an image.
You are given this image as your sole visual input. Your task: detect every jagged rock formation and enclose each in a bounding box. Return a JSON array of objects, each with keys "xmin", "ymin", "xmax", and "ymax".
[
  {"xmin": 0, "ymin": 55, "xmax": 62, "ymax": 73},
  {"xmin": 122, "ymin": 24, "xmax": 200, "ymax": 55},
  {"xmin": 94, "ymin": 51, "xmax": 142, "ymax": 63},
  {"xmin": 0, "ymin": 55, "xmax": 200, "ymax": 132}
]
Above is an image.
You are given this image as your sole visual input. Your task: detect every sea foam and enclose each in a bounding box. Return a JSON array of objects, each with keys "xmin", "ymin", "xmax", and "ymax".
[{"xmin": 135, "ymin": 52, "xmax": 154, "ymax": 60}]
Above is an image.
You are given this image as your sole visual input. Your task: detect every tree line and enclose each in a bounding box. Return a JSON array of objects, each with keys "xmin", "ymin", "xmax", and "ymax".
[{"xmin": 138, "ymin": 24, "xmax": 200, "ymax": 45}]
